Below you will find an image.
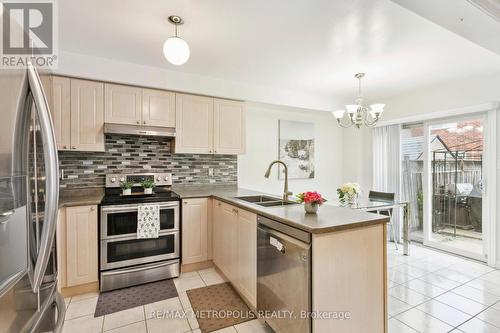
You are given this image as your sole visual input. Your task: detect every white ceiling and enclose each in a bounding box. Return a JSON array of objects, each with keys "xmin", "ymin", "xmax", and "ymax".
[
  {"xmin": 59, "ymin": 0, "xmax": 500, "ymax": 106},
  {"xmin": 392, "ymin": 0, "xmax": 500, "ymax": 56}
]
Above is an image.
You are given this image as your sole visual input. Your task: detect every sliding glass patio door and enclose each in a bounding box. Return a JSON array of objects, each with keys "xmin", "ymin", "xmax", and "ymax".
[{"xmin": 421, "ymin": 114, "xmax": 490, "ymax": 261}]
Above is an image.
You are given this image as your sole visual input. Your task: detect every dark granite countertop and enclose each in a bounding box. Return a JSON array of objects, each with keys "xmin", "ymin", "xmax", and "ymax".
[
  {"xmin": 172, "ymin": 184, "xmax": 388, "ymax": 234},
  {"xmin": 59, "ymin": 187, "xmax": 104, "ymax": 208}
]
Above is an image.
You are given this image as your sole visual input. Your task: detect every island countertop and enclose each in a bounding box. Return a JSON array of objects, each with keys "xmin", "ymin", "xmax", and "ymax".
[{"xmin": 172, "ymin": 184, "xmax": 388, "ymax": 234}]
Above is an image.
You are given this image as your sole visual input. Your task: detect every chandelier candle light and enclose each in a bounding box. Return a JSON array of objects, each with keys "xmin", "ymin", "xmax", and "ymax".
[{"xmin": 332, "ymin": 73, "xmax": 384, "ymax": 128}]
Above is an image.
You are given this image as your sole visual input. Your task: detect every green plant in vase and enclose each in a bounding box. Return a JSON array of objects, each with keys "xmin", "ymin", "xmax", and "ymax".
[
  {"xmin": 120, "ymin": 181, "xmax": 133, "ymax": 195},
  {"xmin": 141, "ymin": 179, "xmax": 156, "ymax": 194}
]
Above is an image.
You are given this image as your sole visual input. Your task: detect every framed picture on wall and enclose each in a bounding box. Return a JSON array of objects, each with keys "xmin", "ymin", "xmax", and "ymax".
[{"xmin": 278, "ymin": 120, "xmax": 315, "ymax": 179}]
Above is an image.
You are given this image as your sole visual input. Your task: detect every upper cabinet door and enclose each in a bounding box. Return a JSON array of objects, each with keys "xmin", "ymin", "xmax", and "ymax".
[
  {"xmin": 48, "ymin": 76, "xmax": 71, "ymax": 150},
  {"xmin": 213, "ymin": 99, "xmax": 246, "ymax": 154},
  {"xmin": 70, "ymin": 79, "xmax": 105, "ymax": 152},
  {"xmin": 175, "ymin": 93, "xmax": 214, "ymax": 154},
  {"xmin": 142, "ymin": 88, "xmax": 175, "ymax": 127},
  {"xmin": 104, "ymin": 83, "xmax": 142, "ymax": 125}
]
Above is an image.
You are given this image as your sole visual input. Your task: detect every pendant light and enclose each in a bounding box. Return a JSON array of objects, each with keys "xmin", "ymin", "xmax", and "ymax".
[{"xmin": 163, "ymin": 15, "xmax": 190, "ymax": 66}]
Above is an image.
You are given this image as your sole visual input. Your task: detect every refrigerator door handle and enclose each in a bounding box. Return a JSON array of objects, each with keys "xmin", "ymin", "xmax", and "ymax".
[
  {"xmin": 22, "ymin": 282, "xmax": 65, "ymax": 333},
  {"xmin": 27, "ymin": 64, "xmax": 59, "ymax": 293},
  {"xmin": 0, "ymin": 209, "xmax": 15, "ymax": 224},
  {"xmin": 53, "ymin": 292, "xmax": 66, "ymax": 333}
]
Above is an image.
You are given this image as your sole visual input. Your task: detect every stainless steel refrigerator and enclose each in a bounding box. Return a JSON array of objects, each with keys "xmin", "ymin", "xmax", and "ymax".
[{"xmin": 0, "ymin": 64, "xmax": 64, "ymax": 332}]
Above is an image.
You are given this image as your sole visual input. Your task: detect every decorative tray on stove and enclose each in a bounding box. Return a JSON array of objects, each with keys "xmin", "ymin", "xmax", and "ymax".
[{"xmin": 120, "ymin": 192, "xmax": 155, "ymax": 197}]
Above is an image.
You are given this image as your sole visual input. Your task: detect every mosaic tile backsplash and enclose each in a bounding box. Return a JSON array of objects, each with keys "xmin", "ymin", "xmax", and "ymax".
[{"xmin": 59, "ymin": 134, "xmax": 237, "ymax": 188}]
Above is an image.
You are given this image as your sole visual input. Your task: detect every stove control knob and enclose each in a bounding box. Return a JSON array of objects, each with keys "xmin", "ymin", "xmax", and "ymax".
[
  {"xmin": 164, "ymin": 176, "xmax": 169, "ymax": 181},
  {"xmin": 119, "ymin": 177, "xmax": 125, "ymax": 182},
  {"xmin": 157, "ymin": 176, "xmax": 162, "ymax": 181},
  {"xmin": 110, "ymin": 177, "xmax": 116, "ymax": 183}
]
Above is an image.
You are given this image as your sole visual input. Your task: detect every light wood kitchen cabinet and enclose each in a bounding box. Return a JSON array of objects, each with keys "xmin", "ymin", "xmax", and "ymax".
[
  {"xmin": 105, "ymin": 84, "xmax": 175, "ymax": 128},
  {"xmin": 48, "ymin": 76, "xmax": 71, "ymax": 150},
  {"xmin": 70, "ymin": 79, "xmax": 105, "ymax": 151},
  {"xmin": 236, "ymin": 209, "xmax": 257, "ymax": 307},
  {"xmin": 212, "ymin": 200, "xmax": 224, "ymax": 269},
  {"xmin": 65, "ymin": 205, "xmax": 98, "ymax": 287},
  {"xmin": 46, "ymin": 77, "xmax": 246, "ymax": 154},
  {"xmin": 142, "ymin": 88, "xmax": 176, "ymax": 127},
  {"xmin": 56, "ymin": 208, "xmax": 67, "ymax": 291},
  {"xmin": 175, "ymin": 94, "xmax": 246, "ymax": 155},
  {"xmin": 104, "ymin": 83, "xmax": 142, "ymax": 125},
  {"xmin": 214, "ymin": 98, "xmax": 246, "ymax": 154},
  {"xmin": 312, "ymin": 224, "xmax": 386, "ymax": 332},
  {"xmin": 182, "ymin": 198, "xmax": 209, "ymax": 265},
  {"xmin": 175, "ymin": 93, "xmax": 214, "ymax": 154},
  {"xmin": 212, "ymin": 200, "xmax": 256, "ymax": 307},
  {"xmin": 43, "ymin": 76, "xmax": 104, "ymax": 152},
  {"xmin": 225, "ymin": 204, "xmax": 239, "ymax": 283},
  {"xmin": 212, "ymin": 200, "xmax": 238, "ymax": 282}
]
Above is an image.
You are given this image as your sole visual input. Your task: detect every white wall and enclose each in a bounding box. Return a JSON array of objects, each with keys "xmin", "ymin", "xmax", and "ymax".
[
  {"xmin": 342, "ymin": 126, "xmax": 373, "ymax": 192},
  {"xmin": 238, "ymin": 103, "xmax": 343, "ymax": 202},
  {"xmin": 342, "ymin": 71, "xmax": 500, "ymax": 265}
]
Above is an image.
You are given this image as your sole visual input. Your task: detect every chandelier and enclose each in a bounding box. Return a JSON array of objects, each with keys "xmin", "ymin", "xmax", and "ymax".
[{"xmin": 332, "ymin": 73, "xmax": 384, "ymax": 128}]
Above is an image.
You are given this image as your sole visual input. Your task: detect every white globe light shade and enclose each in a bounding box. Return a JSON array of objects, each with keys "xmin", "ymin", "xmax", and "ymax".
[{"xmin": 163, "ymin": 37, "xmax": 190, "ymax": 65}]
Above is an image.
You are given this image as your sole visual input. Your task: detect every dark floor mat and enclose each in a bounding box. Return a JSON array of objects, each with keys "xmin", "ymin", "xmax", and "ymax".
[{"xmin": 94, "ymin": 279, "xmax": 178, "ymax": 317}]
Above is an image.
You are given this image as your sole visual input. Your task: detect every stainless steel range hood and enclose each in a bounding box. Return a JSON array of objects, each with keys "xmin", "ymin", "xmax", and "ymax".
[{"xmin": 104, "ymin": 123, "xmax": 175, "ymax": 137}]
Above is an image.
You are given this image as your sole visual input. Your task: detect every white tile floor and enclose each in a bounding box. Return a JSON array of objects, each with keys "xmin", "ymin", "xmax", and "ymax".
[
  {"xmin": 388, "ymin": 244, "xmax": 500, "ymax": 333},
  {"xmin": 62, "ymin": 246, "xmax": 500, "ymax": 333}
]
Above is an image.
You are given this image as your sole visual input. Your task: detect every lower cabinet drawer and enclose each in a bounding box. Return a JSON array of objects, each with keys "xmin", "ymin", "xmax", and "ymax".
[{"xmin": 100, "ymin": 259, "xmax": 180, "ymax": 292}]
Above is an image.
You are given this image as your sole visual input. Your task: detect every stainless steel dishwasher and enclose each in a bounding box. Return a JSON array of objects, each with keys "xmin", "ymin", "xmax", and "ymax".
[{"xmin": 257, "ymin": 215, "xmax": 311, "ymax": 333}]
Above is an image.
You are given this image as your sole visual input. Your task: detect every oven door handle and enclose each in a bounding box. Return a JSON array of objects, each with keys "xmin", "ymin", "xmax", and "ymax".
[
  {"xmin": 102, "ymin": 260, "xmax": 177, "ymax": 276},
  {"xmin": 101, "ymin": 202, "xmax": 179, "ymax": 213}
]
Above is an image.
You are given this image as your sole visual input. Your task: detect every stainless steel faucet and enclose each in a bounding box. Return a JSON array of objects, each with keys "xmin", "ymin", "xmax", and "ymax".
[{"xmin": 264, "ymin": 160, "xmax": 293, "ymax": 201}]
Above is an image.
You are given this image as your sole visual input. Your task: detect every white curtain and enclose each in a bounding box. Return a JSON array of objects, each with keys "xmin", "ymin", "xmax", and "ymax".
[{"xmin": 372, "ymin": 124, "xmax": 402, "ymax": 242}]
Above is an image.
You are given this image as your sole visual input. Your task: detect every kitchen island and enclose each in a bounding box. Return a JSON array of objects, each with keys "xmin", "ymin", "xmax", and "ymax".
[{"xmin": 174, "ymin": 185, "xmax": 389, "ymax": 333}]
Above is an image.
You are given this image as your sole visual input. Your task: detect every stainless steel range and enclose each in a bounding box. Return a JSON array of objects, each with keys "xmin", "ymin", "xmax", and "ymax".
[{"xmin": 99, "ymin": 173, "xmax": 180, "ymax": 291}]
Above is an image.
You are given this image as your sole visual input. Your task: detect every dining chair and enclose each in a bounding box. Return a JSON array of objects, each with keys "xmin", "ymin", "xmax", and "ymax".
[{"xmin": 368, "ymin": 190, "xmax": 398, "ymax": 250}]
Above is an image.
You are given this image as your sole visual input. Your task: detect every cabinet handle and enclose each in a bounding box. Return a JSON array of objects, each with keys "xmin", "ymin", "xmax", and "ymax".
[
  {"xmin": 63, "ymin": 145, "xmax": 68, "ymax": 149},
  {"xmin": 136, "ymin": 121, "xmax": 140, "ymax": 124},
  {"xmin": 71, "ymin": 146, "xmax": 76, "ymax": 149},
  {"xmin": 90, "ymin": 206, "xmax": 95, "ymax": 211},
  {"xmin": 143, "ymin": 121, "xmax": 146, "ymax": 125}
]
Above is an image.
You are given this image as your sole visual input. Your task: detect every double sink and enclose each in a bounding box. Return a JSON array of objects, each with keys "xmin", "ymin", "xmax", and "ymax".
[{"xmin": 234, "ymin": 195, "xmax": 297, "ymax": 207}]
